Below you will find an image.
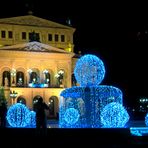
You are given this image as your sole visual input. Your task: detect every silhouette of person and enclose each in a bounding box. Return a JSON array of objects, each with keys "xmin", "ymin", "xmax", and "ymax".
[
  {"xmin": 0, "ymin": 101, "xmax": 7, "ymax": 128},
  {"xmin": 33, "ymin": 97, "xmax": 49, "ymax": 128}
]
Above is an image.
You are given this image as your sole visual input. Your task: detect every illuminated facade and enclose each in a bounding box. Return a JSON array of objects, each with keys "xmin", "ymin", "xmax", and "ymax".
[
  {"xmin": 0, "ymin": 15, "xmax": 77, "ymax": 118},
  {"xmin": 0, "ymin": 15, "xmax": 75, "ymax": 52}
]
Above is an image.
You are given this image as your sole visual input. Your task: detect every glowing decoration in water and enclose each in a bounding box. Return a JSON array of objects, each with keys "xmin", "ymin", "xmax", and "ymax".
[
  {"xmin": 74, "ymin": 54, "xmax": 105, "ymax": 86},
  {"xmin": 130, "ymin": 127, "xmax": 148, "ymax": 136},
  {"xmin": 64, "ymin": 108, "xmax": 80, "ymax": 125},
  {"xmin": 100, "ymin": 102, "xmax": 130, "ymax": 128},
  {"xmin": 59, "ymin": 54, "xmax": 129, "ymax": 128},
  {"xmin": 6, "ymin": 103, "xmax": 30, "ymax": 127},
  {"xmin": 145, "ymin": 113, "xmax": 148, "ymax": 126},
  {"xmin": 26, "ymin": 111, "xmax": 36, "ymax": 128}
]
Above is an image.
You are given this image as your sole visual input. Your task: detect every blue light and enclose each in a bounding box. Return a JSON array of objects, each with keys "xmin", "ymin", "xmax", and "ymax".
[
  {"xmin": 100, "ymin": 102, "xmax": 130, "ymax": 128},
  {"xmin": 60, "ymin": 86, "xmax": 123, "ymax": 128},
  {"xmin": 59, "ymin": 54, "xmax": 128, "ymax": 128},
  {"xmin": 130, "ymin": 127, "xmax": 148, "ymax": 136},
  {"xmin": 74, "ymin": 54, "xmax": 105, "ymax": 86},
  {"xmin": 6, "ymin": 103, "xmax": 30, "ymax": 127},
  {"xmin": 64, "ymin": 108, "xmax": 80, "ymax": 125},
  {"xmin": 29, "ymin": 83, "xmax": 45, "ymax": 88},
  {"xmin": 145, "ymin": 113, "xmax": 148, "ymax": 126},
  {"xmin": 26, "ymin": 111, "xmax": 36, "ymax": 128}
]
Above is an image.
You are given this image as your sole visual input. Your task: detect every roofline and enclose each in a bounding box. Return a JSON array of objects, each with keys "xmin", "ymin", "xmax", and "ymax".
[{"xmin": 0, "ymin": 15, "xmax": 76, "ymax": 31}]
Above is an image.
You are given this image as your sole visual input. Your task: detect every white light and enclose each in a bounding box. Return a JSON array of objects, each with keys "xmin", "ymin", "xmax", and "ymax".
[
  {"xmin": 43, "ymin": 69, "xmax": 48, "ymax": 74},
  {"xmin": 55, "ymin": 74, "xmax": 59, "ymax": 78},
  {"xmin": 58, "ymin": 70, "xmax": 64, "ymax": 74},
  {"xmin": 27, "ymin": 69, "xmax": 32, "ymax": 73}
]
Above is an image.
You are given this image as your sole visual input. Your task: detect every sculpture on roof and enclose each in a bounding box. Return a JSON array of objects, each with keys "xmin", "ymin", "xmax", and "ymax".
[{"xmin": 29, "ymin": 31, "xmax": 40, "ymax": 42}]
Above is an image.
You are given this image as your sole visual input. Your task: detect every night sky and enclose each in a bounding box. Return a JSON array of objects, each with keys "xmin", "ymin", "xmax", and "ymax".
[{"xmin": 0, "ymin": 1, "xmax": 148, "ymax": 107}]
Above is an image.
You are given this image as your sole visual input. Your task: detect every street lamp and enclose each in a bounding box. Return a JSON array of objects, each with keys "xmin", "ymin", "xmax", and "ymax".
[{"xmin": 10, "ymin": 90, "xmax": 18, "ymax": 104}]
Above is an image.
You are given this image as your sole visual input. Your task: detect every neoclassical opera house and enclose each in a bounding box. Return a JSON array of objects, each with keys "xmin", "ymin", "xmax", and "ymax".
[{"xmin": 0, "ymin": 15, "xmax": 78, "ymax": 118}]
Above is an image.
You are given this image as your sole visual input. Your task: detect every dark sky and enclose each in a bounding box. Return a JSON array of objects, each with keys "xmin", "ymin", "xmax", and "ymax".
[{"xmin": 0, "ymin": 1, "xmax": 148, "ymax": 107}]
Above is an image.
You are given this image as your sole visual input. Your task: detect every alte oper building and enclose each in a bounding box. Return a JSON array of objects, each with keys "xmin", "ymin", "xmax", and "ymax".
[{"xmin": 0, "ymin": 15, "xmax": 78, "ymax": 118}]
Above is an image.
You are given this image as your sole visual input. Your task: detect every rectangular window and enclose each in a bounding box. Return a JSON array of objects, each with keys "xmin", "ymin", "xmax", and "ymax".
[
  {"xmin": 29, "ymin": 32, "xmax": 40, "ymax": 41},
  {"xmin": 1, "ymin": 30, "xmax": 6, "ymax": 38},
  {"xmin": 55, "ymin": 34, "xmax": 59, "ymax": 42},
  {"xmin": 22, "ymin": 32, "xmax": 26, "ymax": 40},
  {"xmin": 8, "ymin": 31, "xmax": 13, "ymax": 38},
  {"xmin": 61, "ymin": 35, "xmax": 65, "ymax": 42},
  {"xmin": 36, "ymin": 33, "xmax": 40, "ymax": 40},
  {"xmin": 48, "ymin": 34, "xmax": 52, "ymax": 41}
]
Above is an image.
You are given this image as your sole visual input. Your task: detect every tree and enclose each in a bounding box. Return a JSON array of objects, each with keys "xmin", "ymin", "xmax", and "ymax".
[{"xmin": 0, "ymin": 87, "xmax": 7, "ymax": 106}]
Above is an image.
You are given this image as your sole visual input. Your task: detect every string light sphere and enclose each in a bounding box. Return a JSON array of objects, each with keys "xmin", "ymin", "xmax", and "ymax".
[
  {"xmin": 74, "ymin": 54, "xmax": 105, "ymax": 86},
  {"xmin": 26, "ymin": 111, "xmax": 36, "ymax": 128},
  {"xmin": 100, "ymin": 102, "xmax": 130, "ymax": 128},
  {"xmin": 6, "ymin": 103, "xmax": 30, "ymax": 127},
  {"xmin": 64, "ymin": 108, "xmax": 80, "ymax": 125}
]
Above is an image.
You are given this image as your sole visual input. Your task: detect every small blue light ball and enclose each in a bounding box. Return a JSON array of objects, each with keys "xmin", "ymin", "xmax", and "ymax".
[
  {"xmin": 64, "ymin": 108, "xmax": 80, "ymax": 125},
  {"xmin": 101, "ymin": 102, "xmax": 130, "ymax": 128},
  {"xmin": 74, "ymin": 54, "xmax": 105, "ymax": 86},
  {"xmin": 6, "ymin": 103, "xmax": 30, "ymax": 127},
  {"xmin": 145, "ymin": 113, "xmax": 148, "ymax": 126}
]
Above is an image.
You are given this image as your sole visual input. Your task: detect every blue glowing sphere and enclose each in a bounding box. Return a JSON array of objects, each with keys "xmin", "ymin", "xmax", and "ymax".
[
  {"xmin": 145, "ymin": 113, "xmax": 148, "ymax": 126},
  {"xmin": 100, "ymin": 102, "xmax": 130, "ymax": 128},
  {"xmin": 74, "ymin": 54, "xmax": 105, "ymax": 86},
  {"xmin": 6, "ymin": 103, "xmax": 30, "ymax": 127},
  {"xmin": 26, "ymin": 111, "xmax": 36, "ymax": 127},
  {"xmin": 64, "ymin": 108, "xmax": 80, "ymax": 125}
]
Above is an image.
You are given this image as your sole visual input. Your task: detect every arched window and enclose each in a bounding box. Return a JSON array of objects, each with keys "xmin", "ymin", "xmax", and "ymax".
[
  {"xmin": 17, "ymin": 96, "xmax": 26, "ymax": 105},
  {"xmin": 45, "ymin": 73, "xmax": 50, "ymax": 86},
  {"xmin": 72, "ymin": 73, "xmax": 77, "ymax": 86},
  {"xmin": 49, "ymin": 96, "xmax": 59, "ymax": 119},
  {"xmin": 16, "ymin": 71, "xmax": 24, "ymax": 87},
  {"xmin": 55, "ymin": 69, "xmax": 65, "ymax": 87},
  {"xmin": 2, "ymin": 71, "xmax": 10, "ymax": 87},
  {"xmin": 30, "ymin": 72, "xmax": 38, "ymax": 83},
  {"xmin": 33, "ymin": 95, "xmax": 42, "ymax": 110}
]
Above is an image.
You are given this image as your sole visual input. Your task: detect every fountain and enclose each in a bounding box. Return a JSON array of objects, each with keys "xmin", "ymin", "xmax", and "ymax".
[{"xmin": 59, "ymin": 54, "xmax": 129, "ymax": 128}]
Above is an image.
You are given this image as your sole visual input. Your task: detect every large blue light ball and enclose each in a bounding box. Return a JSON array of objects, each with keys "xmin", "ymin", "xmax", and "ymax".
[
  {"xmin": 101, "ymin": 102, "xmax": 130, "ymax": 128},
  {"xmin": 74, "ymin": 54, "xmax": 105, "ymax": 86},
  {"xmin": 6, "ymin": 103, "xmax": 30, "ymax": 127},
  {"xmin": 64, "ymin": 108, "xmax": 80, "ymax": 125},
  {"xmin": 26, "ymin": 111, "xmax": 36, "ymax": 127}
]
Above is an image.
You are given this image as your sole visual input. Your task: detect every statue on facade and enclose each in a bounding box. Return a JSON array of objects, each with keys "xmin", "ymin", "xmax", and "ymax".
[{"xmin": 4, "ymin": 77, "xmax": 9, "ymax": 88}]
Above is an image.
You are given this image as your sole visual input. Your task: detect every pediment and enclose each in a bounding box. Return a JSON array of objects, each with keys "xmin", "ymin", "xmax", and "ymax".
[
  {"xmin": 0, "ymin": 15, "xmax": 75, "ymax": 30},
  {"xmin": 0, "ymin": 41, "xmax": 74, "ymax": 54}
]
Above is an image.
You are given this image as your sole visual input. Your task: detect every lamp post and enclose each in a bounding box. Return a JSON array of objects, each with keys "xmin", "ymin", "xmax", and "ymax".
[{"xmin": 10, "ymin": 90, "xmax": 18, "ymax": 104}]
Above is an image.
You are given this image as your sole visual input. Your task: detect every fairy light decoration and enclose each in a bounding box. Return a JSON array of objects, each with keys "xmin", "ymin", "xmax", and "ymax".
[
  {"xmin": 59, "ymin": 54, "xmax": 129, "ymax": 128},
  {"xmin": 6, "ymin": 103, "xmax": 30, "ymax": 127}
]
